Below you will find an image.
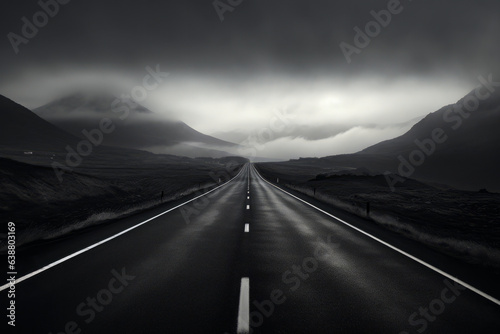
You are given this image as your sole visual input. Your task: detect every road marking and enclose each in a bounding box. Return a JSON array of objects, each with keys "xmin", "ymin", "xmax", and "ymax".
[
  {"xmin": 247, "ymin": 196, "xmax": 250, "ymax": 199},
  {"xmin": 0, "ymin": 164, "xmax": 249, "ymax": 292},
  {"xmin": 245, "ymin": 224, "xmax": 249, "ymax": 233},
  {"xmin": 237, "ymin": 277, "xmax": 250, "ymax": 334},
  {"xmin": 252, "ymin": 164, "xmax": 500, "ymax": 306},
  {"xmin": 246, "ymin": 205, "xmax": 250, "ymax": 210}
]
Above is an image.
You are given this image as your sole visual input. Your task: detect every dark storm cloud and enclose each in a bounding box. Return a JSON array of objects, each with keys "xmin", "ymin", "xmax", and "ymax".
[
  {"xmin": 2, "ymin": 0, "xmax": 498, "ymax": 158},
  {"xmin": 1, "ymin": 0, "xmax": 499, "ymax": 77}
]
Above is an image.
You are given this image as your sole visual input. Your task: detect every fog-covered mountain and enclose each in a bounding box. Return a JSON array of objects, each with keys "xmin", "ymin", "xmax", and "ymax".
[
  {"xmin": 33, "ymin": 92, "xmax": 240, "ymax": 158},
  {"xmin": 318, "ymin": 89, "xmax": 500, "ymax": 191},
  {"xmin": 361, "ymin": 90, "xmax": 500, "ymax": 157}
]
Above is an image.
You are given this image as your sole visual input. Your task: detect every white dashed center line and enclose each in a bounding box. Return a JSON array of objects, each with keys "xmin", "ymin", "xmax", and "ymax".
[
  {"xmin": 244, "ymin": 224, "xmax": 249, "ymax": 233},
  {"xmin": 237, "ymin": 277, "xmax": 250, "ymax": 333}
]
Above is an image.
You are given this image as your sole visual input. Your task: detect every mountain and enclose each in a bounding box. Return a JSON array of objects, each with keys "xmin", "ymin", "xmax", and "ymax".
[
  {"xmin": 0, "ymin": 94, "xmax": 161, "ymax": 169},
  {"xmin": 361, "ymin": 90, "xmax": 500, "ymax": 157},
  {"xmin": 33, "ymin": 92, "xmax": 239, "ymax": 157},
  {"xmin": 0, "ymin": 94, "xmax": 78, "ymax": 152},
  {"xmin": 317, "ymin": 88, "xmax": 500, "ymax": 191}
]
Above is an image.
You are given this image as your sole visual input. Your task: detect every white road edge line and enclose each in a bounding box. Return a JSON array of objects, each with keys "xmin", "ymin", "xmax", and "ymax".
[
  {"xmin": 252, "ymin": 164, "xmax": 500, "ymax": 306},
  {"xmin": 237, "ymin": 277, "xmax": 250, "ymax": 334},
  {"xmin": 244, "ymin": 224, "xmax": 249, "ymax": 233},
  {"xmin": 0, "ymin": 164, "xmax": 249, "ymax": 292}
]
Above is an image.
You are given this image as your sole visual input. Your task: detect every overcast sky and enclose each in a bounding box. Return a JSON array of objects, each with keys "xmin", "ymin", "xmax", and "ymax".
[{"xmin": 1, "ymin": 0, "xmax": 499, "ymax": 158}]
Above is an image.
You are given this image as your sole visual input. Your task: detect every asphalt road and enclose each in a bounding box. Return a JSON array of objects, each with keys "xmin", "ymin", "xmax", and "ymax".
[{"xmin": 3, "ymin": 163, "xmax": 500, "ymax": 333}]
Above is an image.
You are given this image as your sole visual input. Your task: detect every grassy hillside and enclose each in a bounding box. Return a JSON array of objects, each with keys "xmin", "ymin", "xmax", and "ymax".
[{"xmin": 0, "ymin": 155, "xmax": 246, "ymax": 250}]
